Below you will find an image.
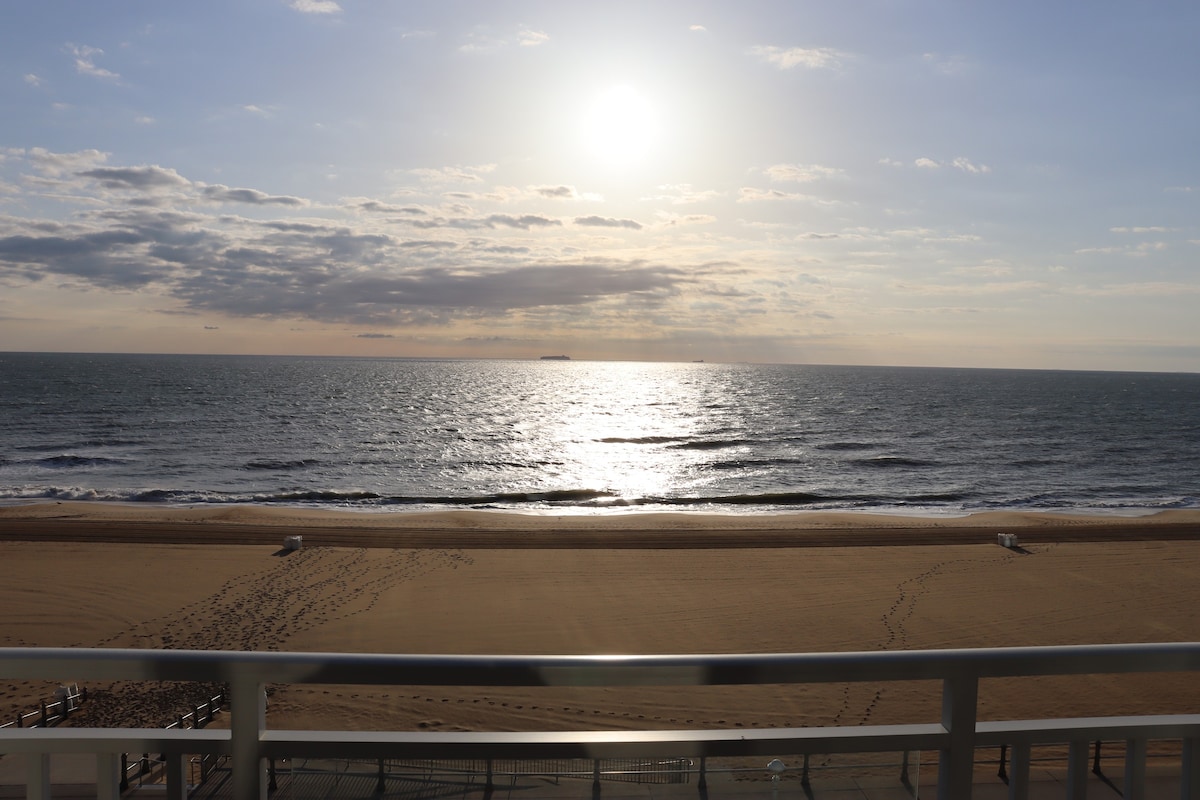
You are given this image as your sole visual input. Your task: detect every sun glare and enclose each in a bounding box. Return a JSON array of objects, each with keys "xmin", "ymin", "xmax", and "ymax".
[{"xmin": 581, "ymin": 85, "xmax": 660, "ymax": 166}]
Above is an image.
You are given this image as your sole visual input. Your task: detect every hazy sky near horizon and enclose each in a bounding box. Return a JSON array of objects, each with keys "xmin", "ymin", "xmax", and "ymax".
[{"xmin": 2, "ymin": 1, "xmax": 1198, "ymax": 370}]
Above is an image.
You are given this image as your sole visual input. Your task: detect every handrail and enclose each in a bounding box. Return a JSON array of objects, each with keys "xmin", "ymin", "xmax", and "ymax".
[{"xmin": 2, "ymin": 643, "xmax": 1199, "ymax": 800}]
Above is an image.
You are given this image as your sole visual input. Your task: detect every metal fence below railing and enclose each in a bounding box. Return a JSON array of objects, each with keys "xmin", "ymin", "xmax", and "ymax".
[
  {"xmin": 0, "ymin": 683, "xmax": 82, "ymax": 730},
  {"xmin": 1, "ymin": 644, "xmax": 1199, "ymax": 800}
]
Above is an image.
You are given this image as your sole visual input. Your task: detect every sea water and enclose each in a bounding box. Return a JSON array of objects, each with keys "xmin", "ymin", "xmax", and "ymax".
[{"xmin": 1, "ymin": 352, "xmax": 1197, "ymax": 515}]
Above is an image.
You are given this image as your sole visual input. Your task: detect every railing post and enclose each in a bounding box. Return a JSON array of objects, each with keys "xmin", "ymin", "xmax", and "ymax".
[
  {"xmin": 96, "ymin": 753, "xmax": 121, "ymax": 800},
  {"xmin": 26, "ymin": 753, "xmax": 50, "ymax": 800},
  {"xmin": 937, "ymin": 674, "xmax": 978, "ymax": 800},
  {"xmin": 1007, "ymin": 742, "xmax": 1030, "ymax": 800},
  {"xmin": 1066, "ymin": 740, "xmax": 1088, "ymax": 800},
  {"xmin": 230, "ymin": 673, "xmax": 268, "ymax": 800},
  {"xmin": 165, "ymin": 754, "xmax": 188, "ymax": 800},
  {"xmin": 1123, "ymin": 738, "xmax": 1146, "ymax": 800},
  {"xmin": 1183, "ymin": 737, "xmax": 1200, "ymax": 800}
]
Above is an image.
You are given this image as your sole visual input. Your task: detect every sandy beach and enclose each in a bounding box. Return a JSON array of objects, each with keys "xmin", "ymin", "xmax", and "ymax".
[{"xmin": 1, "ymin": 503, "xmax": 1198, "ymax": 737}]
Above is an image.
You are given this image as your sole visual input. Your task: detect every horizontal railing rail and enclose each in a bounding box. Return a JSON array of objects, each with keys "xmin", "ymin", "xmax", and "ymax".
[{"xmin": 1, "ymin": 643, "xmax": 1198, "ymax": 800}]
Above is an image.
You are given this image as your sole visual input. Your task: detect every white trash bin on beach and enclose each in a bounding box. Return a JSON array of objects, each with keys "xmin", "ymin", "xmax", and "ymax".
[{"xmin": 284, "ymin": 535, "xmax": 302, "ymax": 551}]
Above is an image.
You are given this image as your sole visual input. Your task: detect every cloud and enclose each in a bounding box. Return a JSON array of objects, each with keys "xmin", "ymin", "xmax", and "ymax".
[
  {"xmin": 411, "ymin": 164, "xmax": 497, "ymax": 183},
  {"xmin": 951, "ymin": 157, "xmax": 990, "ymax": 174},
  {"xmin": 411, "ymin": 213, "xmax": 561, "ymax": 230},
  {"xmin": 518, "ymin": 28, "xmax": 549, "ymax": 46},
  {"xmin": 200, "ymin": 184, "xmax": 308, "ymax": 206},
  {"xmin": 67, "ymin": 44, "xmax": 120, "ymax": 80},
  {"xmin": 655, "ymin": 212, "xmax": 716, "ymax": 227},
  {"xmin": 0, "ymin": 228, "xmax": 160, "ymax": 288},
  {"xmin": 355, "ymin": 332, "xmax": 395, "ymax": 338},
  {"xmin": 78, "ymin": 166, "xmax": 189, "ymax": 191},
  {"xmin": 574, "ymin": 216, "xmax": 643, "ymax": 230},
  {"xmin": 893, "ymin": 280, "xmax": 1050, "ymax": 297},
  {"xmin": 922, "ymin": 52, "xmax": 973, "ymax": 76},
  {"xmin": 765, "ymin": 163, "xmax": 843, "ymax": 182},
  {"xmin": 345, "ymin": 198, "xmax": 428, "ymax": 215},
  {"xmin": 914, "ymin": 156, "xmax": 991, "ymax": 173},
  {"xmin": 751, "ymin": 45, "xmax": 844, "ymax": 70},
  {"xmin": 458, "ymin": 25, "xmax": 550, "ymax": 53},
  {"xmin": 532, "ymin": 185, "xmax": 579, "ymax": 200},
  {"xmin": 1110, "ymin": 226, "xmax": 1172, "ymax": 234},
  {"xmin": 24, "ymin": 74, "xmax": 43, "ymax": 88},
  {"xmin": 1067, "ymin": 281, "xmax": 1200, "ymax": 297},
  {"xmin": 644, "ymin": 184, "xmax": 722, "ymax": 204},
  {"xmin": 690, "ymin": 25, "xmax": 708, "ymax": 32},
  {"xmin": 0, "ymin": 193, "xmax": 697, "ymax": 327},
  {"xmin": 27, "ymin": 148, "xmax": 108, "ymax": 177},
  {"xmin": 738, "ymin": 187, "xmax": 805, "ymax": 202},
  {"xmin": 288, "ymin": 0, "xmax": 342, "ymax": 14},
  {"xmin": 483, "ymin": 214, "xmax": 560, "ymax": 230},
  {"xmin": 241, "ymin": 104, "xmax": 273, "ymax": 117}
]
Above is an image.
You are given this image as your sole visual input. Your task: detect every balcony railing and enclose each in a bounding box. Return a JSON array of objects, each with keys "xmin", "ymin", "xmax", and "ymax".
[{"xmin": 1, "ymin": 643, "xmax": 1199, "ymax": 800}]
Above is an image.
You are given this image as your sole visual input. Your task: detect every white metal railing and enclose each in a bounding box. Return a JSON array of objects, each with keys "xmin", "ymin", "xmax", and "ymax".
[{"xmin": 1, "ymin": 644, "xmax": 1199, "ymax": 800}]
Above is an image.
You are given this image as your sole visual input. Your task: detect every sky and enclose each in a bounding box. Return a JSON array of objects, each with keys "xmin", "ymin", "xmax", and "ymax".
[{"xmin": 1, "ymin": 1, "xmax": 1198, "ymax": 371}]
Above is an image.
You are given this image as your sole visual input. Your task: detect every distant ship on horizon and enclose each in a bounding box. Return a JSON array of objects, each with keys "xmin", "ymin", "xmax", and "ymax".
[{"xmin": 539, "ymin": 354, "xmax": 571, "ymax": 360}]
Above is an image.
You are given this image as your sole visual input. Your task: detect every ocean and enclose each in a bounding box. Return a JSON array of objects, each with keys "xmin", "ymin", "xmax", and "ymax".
[{"xmin": 1, "ymin": 352, "xmax": 1197, "ymax": 516}]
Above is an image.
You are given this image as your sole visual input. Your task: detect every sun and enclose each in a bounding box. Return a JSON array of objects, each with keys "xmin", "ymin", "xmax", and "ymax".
[{"xmin": 580, "ymin": 85, "xmax": 660, "ymax": 166}]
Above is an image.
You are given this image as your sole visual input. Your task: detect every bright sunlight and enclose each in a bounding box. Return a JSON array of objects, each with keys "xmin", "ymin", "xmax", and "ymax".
[{"xmin": 580, "ymin": 85, "xmax": 660, "ymax": 165}]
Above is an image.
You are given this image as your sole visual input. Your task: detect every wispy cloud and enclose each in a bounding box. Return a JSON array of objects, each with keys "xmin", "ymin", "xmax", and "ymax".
[
  {"xmin": 738, "ymin": 187, "xmax": 806, "ymax": 202},
  {"xmin": 914, "ymin": 156, "xmax": 991, "ymax": 174},
  {"xmin": 199, "ymin": 184, "xmax": 308, "ymax": 206},
  {"xmin": 644, "ymin": 184, "xmax": 722, "ymax": 204},
  {"xmin": 411, "ymin": 164, "xmax": 497, "ymax": 184},
  {"xmin": 78, "ymin": 165, "xmax": 189, "ymax": 190},
  {"xmin": 921, "ymin": 52, "xmax": 973, "ymax": 76},
  {"xmin": 518, "ymin": 28, "xmax": 549, "ymax": 47},
  {"xmin": 288, "ymin": 0, "xmax": 342, "ymax": 14},
  {"xmin": 461, "ymin": 25, "xmax": 546, "ymax": 54},
  {"xmin": 751, "ymin": 45, "xmax": 845, "ymax": 70},
  {"xmin": 574, "ymin": 216, "xmax": 643, "ymax": 230},
  {"xmin": 240, "ymin": 104, "xmax": 274, "ymax": 118},
  {"xmin": 765, "ymin": 163, "xmax": 843, "ymax": 182},
  {"xmin": 66, "ymin": 44, "xmax": 119, "ymax": 80},
  {"xmin": 951, "ymin": 157, "xmax": 990, "ymax": 174}
]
